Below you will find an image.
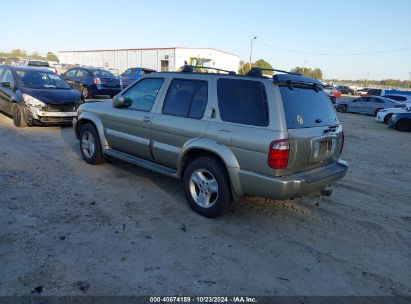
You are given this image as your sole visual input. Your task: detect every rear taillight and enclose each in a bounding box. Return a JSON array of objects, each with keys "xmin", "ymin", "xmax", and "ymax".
[
  {"xmin": 268, "ymin": 139, "xmax": 289, "ymax": 169},
  {"xmin": 340, "ymin": 131, "xmax": 345, "ymax": 154},
  {"xmin": 93, "ymin": 77, "xmax": 101, "ymax": 85}
]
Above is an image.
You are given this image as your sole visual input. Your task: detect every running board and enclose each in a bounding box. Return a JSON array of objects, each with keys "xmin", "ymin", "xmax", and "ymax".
[{"xmin": 104, "ymin": 148, "xmax": 178, "ymax": 178}]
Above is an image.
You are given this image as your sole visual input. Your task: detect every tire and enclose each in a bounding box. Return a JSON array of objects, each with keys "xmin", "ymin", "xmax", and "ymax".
[
  {"xmin": 383, "ymin": 113, "xmax": 393, "ymax": 124},
  {"xmin": 12, "ymin": 104, "xmax": 27, "ymax": 128},
  {"xmin": 79, "ymin": 123, "xmax": 105, "ymax": 164},
  {"xmin": 182, "ymin": 157, "xmax": 231, "ymax": 218},
  {"xmin": 81, "ymin": 86, "xmax": 91, "ymax": 99},
  {"xmin": 374, "ymin": 108, "xmax": 383, "ymax": 117},
  {"xmin": 396, "ymin": 119, "xmax": 411, "ymax": 132},
  {"xmin": 337, "ymin": 104, "xmax": 347, "ymax": 113}
]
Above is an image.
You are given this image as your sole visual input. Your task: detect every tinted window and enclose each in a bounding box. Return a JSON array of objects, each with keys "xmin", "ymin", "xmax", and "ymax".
[
  {"xmin": 123, "ymin": 78, "xmax": 164, "ymax": 112},
  {"xmin": 92, "ymin": 69, "xmax": 114, "ymax": 77},
  {"xmin": 279, "ymin": 85, "xmax": 339, "ymax": 129},
  {"xmin": 1, "ymin": 69, "xmax": 15, "ymax": 86},
  {"xmin": 16, "ymin": 70, "xmax": 71, "ymax": 89},
  {"xmin": 163, "ymin": 79, "xmax": 208, "ymax": 119},
  {"xmin": 76, "ymin": 69, "xmax": 87, "ymax": 77},
  {"xmin": 64, "ymin": 69, "xmax": 77, "ymax": 77},
  {"xmin": 217, "ymin": 78, "xmax": 269, "ymax": 126},
  {"xmin": 27, "ymin": 61, "xmax": 49, "ymax": 67},
  {"xmin": 385, "ymin": 95, "xmax": 406, "ymax": 102}
]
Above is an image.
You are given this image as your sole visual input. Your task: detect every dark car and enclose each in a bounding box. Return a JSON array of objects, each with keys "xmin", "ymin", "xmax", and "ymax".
[
  {"xmin": 388, "ymin": 111, "xmax": 411, "ymax": 132},
  {"xmin": 120, "ymin": 67, "xmax": 156, "ymax": 88},
  {"xmin": 335, "ymin": 85, "xmax": 354, "ymax": 95},
  {"xmin": 61, "ymin": 67, "xmax": 122, "ymax": 99},
  {"xmin": 0, "ymin": 65, "xmax": 81, "ymax": 127}
]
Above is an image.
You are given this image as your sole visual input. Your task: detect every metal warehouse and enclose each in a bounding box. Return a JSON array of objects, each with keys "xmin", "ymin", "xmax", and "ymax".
[{"xmin": 58, "ymin": 47, "xmax": 239, "ymax": 73}]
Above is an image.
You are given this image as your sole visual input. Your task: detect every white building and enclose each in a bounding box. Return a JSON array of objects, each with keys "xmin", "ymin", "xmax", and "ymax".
[{"xmin": 58, "ymin": 47, "xmax": 239, "ymax": 73}]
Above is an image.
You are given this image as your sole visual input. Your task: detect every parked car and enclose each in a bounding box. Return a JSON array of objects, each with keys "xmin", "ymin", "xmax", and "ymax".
[
  {"xmin": 376, "ymin": 106, "xmax": 411, "ymax": 124},
  {"xmin": 22, "ymin": 59, "xmax": 57, "ymax": 74},
  {"xmin": 0, "ymin": 65, "xmax": 81, "ymax": 127},
  {"xmin": 120, "ymin": 67, "xmax": 156, "ymax": 88},
  {"xmin": 323, "ymin": 85, "xmax": 341, "ymax": 98},
  {"xmin": 61, "ymin": 67, "xmax": 122, "ymax": 99},
  {"xmin": 336, "ymin": 96, "xmax": 406, "ymax": 116},
  {"xmin": 73, "ymin": 67, "xmax": 348, "ymax": 217},
  {"xmin": 382, "ymin": 94, "xmax": 411, "ymax": 107},
  {"xmin": 335, "ymin": 85, "xmax": 354, "ymax": 95},
  {"xmin": 388, "ymin": 112, "xmax": 411, "ymax": 131},
  {"xmin": 107, "ymin": 68, "xmax": 119, "ymax": 76},
  {"xmin": 357, "ymin": 88, "xmax": 384, "ymax": 96},
  {"xmin": 356, "ymin": 88, "xmax": 370, "ymax": 96}
]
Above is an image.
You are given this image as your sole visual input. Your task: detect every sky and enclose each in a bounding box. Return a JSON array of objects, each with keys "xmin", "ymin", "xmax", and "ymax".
[{"xmin": 1, "ymin": 0, "xmax": 411, "ymax": 80}]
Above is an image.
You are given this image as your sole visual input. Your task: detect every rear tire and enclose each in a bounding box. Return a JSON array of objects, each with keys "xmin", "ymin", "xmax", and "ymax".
[
  {"xmin": 79, "ymin": 123, "xmax": 105, "ymax": 164},
  {"xmin": 81, "ymin": 86, "xmax": 91, "ymax": 99},
  {"xmin": 182, "ymin": 157, "xmax": 231, "ymax": 218},
  {"xmin": 396, "ymin": 119, "xmax": 411, "ymax": 132},
  {"xmin": 337, "ymin": 104, "xmax": 347, "ymax": 113},
  {"xmin": 12, "ymin": 104, "xmax": 27, "ymax": 128}
]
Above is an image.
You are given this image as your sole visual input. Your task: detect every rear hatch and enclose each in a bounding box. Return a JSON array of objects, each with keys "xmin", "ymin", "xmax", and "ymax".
[{"xmin": 276, "ymin": 75, "xmax": 344, "ymax": 175}]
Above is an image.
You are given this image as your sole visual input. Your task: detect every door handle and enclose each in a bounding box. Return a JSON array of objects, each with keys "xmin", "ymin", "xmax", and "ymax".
[{"xmin": 142, "ymin": 116, "xmax": 151, "ymax": 122}]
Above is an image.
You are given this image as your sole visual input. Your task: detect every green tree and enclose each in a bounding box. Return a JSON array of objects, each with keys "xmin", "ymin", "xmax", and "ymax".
[
  {"xmin": 10, "ymin": 48, "xmax": 27, "ymax": 58},
  {"xmin": 291, "ymin": 66, "xmax": 323, "ymax": 79},
  {"xmin": 30, "ymin": 51, "xmax": 45, "ymax": 60},
  {"xmin": 254, "ymin": 59, "xmax": 273, "ymax": 75},
  {"xmin": 46, "ymin": 52, "xmax": 59, "ymax": 62},
  {"xmin": 238, "ymin": 60, "xmax": 252, "ymax": 75}
]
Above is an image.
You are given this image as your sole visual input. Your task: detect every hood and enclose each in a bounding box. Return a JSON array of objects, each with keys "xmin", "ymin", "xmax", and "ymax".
[{"xmin": 20, "ymin": 87, "xmax": 81, "ymax": 104}]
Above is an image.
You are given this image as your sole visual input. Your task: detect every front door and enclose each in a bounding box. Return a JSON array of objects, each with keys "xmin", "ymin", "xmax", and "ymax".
[{"xmin": 103, "ymin": 78, "xmax": 165, "ymax": 159}]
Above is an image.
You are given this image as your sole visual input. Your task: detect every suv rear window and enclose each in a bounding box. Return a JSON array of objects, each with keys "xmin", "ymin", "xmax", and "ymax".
[
  {"xmin": 217, "ymin": 78, "xmax": 269, "ymax": 126},
  {"xmin": 279, "ymin": 85, "xmax": 339, "ymax": 129},
  {"xmin": 27, "ymin": 61, "xmax": 49, "ymax": 67}
]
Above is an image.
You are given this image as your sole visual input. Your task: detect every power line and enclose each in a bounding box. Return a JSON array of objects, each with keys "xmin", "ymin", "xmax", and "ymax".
[{"xmin": 255, "ymin": 40, "xmax": 411, "ymax": 56}]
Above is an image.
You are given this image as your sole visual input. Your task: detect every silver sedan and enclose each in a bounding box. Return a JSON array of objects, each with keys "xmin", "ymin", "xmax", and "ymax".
[{"xmin": 336, "ymin": 96, "xmax": 406, "ymax": 116}]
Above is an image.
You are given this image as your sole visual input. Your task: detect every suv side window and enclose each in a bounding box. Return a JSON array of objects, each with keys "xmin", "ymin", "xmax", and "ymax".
[
  {"xmin": 163, "ymin": 79, "xmax": 208, "ymax": 119},
  {"xmin": 217, "ymin": 78, "xmax": 269, "ymax": 126},
  {"xmin": 123, "ymin": 78, "xmax": 164, "ymax": 112}
]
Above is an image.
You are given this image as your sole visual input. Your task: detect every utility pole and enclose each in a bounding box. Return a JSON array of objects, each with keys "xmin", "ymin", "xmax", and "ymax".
[
  {"xmin": 302, "ymin": 60, "xmax": 307, "ymax": 75},
  {"xmin": 249, "ymin": 36, "xmax": 257, "ymax": 71}
]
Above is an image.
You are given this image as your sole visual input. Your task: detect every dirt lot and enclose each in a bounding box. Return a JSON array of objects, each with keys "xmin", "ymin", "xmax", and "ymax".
[{"xmin": 0, "ymin": 108, "xmax": 410, "ymax": 296}]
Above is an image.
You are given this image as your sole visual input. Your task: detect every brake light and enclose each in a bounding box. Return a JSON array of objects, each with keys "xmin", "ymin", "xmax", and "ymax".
[
  {"xmin": 340, "ymin": 131, "xmax": 345, "ymax": 154},
  {"xmin": 93, "ymin": 77, "xmax": 101, "ymax": 85},
  {"xmin": 268, "ymin": 139, "xmax": 289, "ymax": 169}
]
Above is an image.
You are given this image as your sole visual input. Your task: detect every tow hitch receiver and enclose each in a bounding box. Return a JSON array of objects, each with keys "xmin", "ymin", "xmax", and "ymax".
[{"xmin": 320, "ymin": 187, "xmax": 333, "ymax": 197}]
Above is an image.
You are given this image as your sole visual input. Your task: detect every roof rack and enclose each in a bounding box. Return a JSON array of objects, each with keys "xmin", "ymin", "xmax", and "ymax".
[
  {"xmin": 179, "ymin": 65, "xmax": 236, "ymax": 75},
  {"xmin": 246, "ymin": 67, "xmax": 302, "ymax": 77}
]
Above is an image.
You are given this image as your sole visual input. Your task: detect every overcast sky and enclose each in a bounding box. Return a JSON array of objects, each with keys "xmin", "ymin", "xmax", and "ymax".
[{"xmin": 2, "ymin": 0, "xmax": 411, "ymax": 80}]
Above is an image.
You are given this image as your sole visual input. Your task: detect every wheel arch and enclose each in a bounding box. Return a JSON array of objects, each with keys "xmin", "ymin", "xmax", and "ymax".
[
  {"xmin": 75, "ymin": 112, "xmax": 108, "ymax": 148},
  {"xmin": 178, "ymin": 138, "xmax": 243, "ymax": 198}
]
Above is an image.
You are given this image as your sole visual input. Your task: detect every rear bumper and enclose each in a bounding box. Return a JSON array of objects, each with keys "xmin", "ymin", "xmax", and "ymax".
[
  {"xmin": 238, "ymin": 160, "xmax": 348, "ymax": 200},
  {"xmin": 91, "ymin": 86, "xmax": 122, "ymax": 96}
]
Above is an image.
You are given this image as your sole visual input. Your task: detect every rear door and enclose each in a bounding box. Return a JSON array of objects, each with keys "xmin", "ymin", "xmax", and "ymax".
[
  {"xmin": 0, "ymin": 68, "xmax": 17, "ymax": 114},
  {"xmin": 150, "ymin": 77, "xmax": 210, "ymax": 167},
  {"xmin": 62, "ymin": 69, "xmax": 77, "ymax": 87},
  {"xmin": 102, "ymin": 77, "xmax": 165, "ymax": 159},
  {"xmin": 278, "ymin": 83, "xmax": 343, "ymax": 175}
]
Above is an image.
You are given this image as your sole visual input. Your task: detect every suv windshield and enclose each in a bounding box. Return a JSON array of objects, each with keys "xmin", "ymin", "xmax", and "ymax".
[
  {"xmin": 16, "ymin": 70, "xmax": 71, "ymax": 89},
  {"xmin": 92, "ymin": 69, "xmax": 114, "ymax": 77},
  {"xmin": 27, "ymin": 61, "xmax": 49, "ymax": 67},
  {"xmin": 279, "ymin": 84, "xmax": 339, "ymax": 129}
]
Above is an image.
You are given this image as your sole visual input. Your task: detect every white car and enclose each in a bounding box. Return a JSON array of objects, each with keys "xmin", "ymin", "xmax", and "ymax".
[
  {"xmin": 376, "ymin": 106, "xmax": 411, "ymax": 124},
  {"xmin": 382, "ymin": 94, "xmax": 411, "ymax": 107}
]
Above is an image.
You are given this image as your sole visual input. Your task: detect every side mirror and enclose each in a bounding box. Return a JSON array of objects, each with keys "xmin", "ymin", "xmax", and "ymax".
[
  {"xmin": 1, "ymin": 82, "xmax": 10, "ymax": 88},
  {"xmin": 112, "ymin": 95, "xmax": 131, "ymax": 108}
]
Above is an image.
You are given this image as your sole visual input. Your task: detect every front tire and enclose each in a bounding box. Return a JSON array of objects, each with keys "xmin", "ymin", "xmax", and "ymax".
[
  {"xmin": 182, "ymin": 157, "xmax": 231, "ymax": 218},
  {"xmin": 384, "ymin": 113, "xmax": 393, "ymax": 124},
  {"xmin": 12, "ymin": 104, "xmax": 27, "ymax": 128},
  {"xmin": 337, "ymin": 104, "xmax": 347, "ymax": 113},
  {"xmin": 79, "ymin": 123, "xmax": 105, "ymax": 164}
]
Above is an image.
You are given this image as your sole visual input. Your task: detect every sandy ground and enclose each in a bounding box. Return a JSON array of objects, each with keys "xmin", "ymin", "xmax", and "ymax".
[{"xmin": 0, "ymin": 107, "xmax": 410, "ymax": 296}]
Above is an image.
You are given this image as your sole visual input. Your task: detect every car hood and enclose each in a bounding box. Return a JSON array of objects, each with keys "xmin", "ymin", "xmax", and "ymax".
[{"xmin": 20, "ymin": 87, "xmax": 81, "ymax": 104}]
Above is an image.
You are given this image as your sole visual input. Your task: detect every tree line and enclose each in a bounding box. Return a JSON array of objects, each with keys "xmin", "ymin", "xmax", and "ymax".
[
  {"xmin": 0, "ymin": 49, "xmax": 59, "ymax": 62},
  {"xmin": 239, "ymin": 59, "xmax": 410, "ymax": 89}
]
